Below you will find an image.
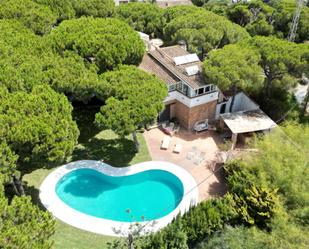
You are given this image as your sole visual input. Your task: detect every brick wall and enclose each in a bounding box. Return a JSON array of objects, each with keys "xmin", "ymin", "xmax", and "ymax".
[{"xmin": 173, "ymin": 100, "xmax": 217, "ymax": 130}]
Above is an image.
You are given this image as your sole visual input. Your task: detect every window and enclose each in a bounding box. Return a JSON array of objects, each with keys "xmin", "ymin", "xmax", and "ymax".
[
  {"xmin": 220, "ymin": 103, "xmax": 226, "ymax": 114},
  {"xmin": 169, "ymin": 84, "xmax": 176, "ymax": 92},
  {"xmin": 205, "ymin": 86, "xmax": 210, "ymax": 93},
  {"xmin": 198, "ymin": 88, "xmax": 204, "ymax": 95}
]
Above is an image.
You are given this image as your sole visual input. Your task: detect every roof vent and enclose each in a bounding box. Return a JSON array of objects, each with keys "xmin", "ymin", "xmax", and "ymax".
[
  {"xmin": 185, "ymin": 65, "xmax": 199, "ymax": 76},
  {"xmin": 173, "ymin": 54, "xmax": 199, "ymax": 66}
]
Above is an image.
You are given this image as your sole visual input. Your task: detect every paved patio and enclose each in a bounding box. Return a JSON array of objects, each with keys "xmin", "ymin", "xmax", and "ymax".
[{"xmin": 143, "ymin": 128, "xmax": 227, "ymax": 202}]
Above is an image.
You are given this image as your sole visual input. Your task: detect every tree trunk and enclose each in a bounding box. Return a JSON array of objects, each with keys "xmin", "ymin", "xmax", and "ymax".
[
  {"xmin": 229, "ymin": 84, "xmax": 237, "ymax": 113},
  {"xmin": 127, "ymin": 234, "xmax": 134, "ymax": 249},
  {"xmin": 301, "ymin": 85, "xmax": 309, "ymax": 118},
  {"xmin": 132, "ymin": 131, "xmax": 139, "ymax": 153},
  {"xmin": 12, "ymin": 174, "xmax": 25, "ymax": 196},
  {"xmin": 265, "ymin": 75, "xmax": 273, "ymax": 99}
]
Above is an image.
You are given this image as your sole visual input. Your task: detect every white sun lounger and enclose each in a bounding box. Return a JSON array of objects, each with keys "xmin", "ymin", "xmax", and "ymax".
[
  {"xmin": 161, "ymin": 135, "xmax": 171, "ymax": 150},
  {"xmin": 173, "ymin": 143, "xmax": 182, "ymax": 153}
]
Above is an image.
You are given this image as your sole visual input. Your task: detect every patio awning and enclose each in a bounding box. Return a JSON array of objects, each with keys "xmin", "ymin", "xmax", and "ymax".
[{"xmin": 220, "ymin": 109, "xmax": 277, "ymax": 134}]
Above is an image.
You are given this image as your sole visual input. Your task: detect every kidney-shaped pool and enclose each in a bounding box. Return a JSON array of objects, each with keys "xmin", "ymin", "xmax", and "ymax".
[
  {"xmin": 40, "ymin": 160, "xmax": 198, "ymax": 236},
  {"xmin": 56, "ymin": 168, "xmax": 184, "ymax": 222}
]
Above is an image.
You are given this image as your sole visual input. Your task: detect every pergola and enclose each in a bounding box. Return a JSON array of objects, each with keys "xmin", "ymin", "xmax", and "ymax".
[{"xmin": 220, "ymin": 109, "xmax": 277, "ymax": 149}]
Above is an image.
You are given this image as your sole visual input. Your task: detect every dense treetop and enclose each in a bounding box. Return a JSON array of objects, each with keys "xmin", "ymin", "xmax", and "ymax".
[
  {"xmin": 0, "ymin": 20, "xmax": 43, "ymax": 51},
  {"xmin": 164, "ymin": 9, "xmax": 250, "ymax": 54},
  {"xmin": 48, "ymin": 17, "xmax": 145, "ymax": 72},
  {"xmin": 35, "ymin": 0, "xmax": 115, "ymax": 21},
  {"xmin": 34, "ymin": 0, "xmax": 76, "ymax": 22},
  {"xmin": 0, "ymin": 0, "xmax": 57, "ymax": 35},
  {"xmin": 95, "ymin": 65, "xmax": 167, "ymax": 136},
  {"xmin": 203, "ymin": 44, "xmax": 263, "ymax": 97},
  {"xmin": 203, "ymin": 0, "xmax": 309, "ymax": 42},
  {"xmin": 115, "ymin": 2, "xmax": 164, "ymax": 38},
  {"xmin": 0, "ymin": 141, "xmax": 18, "ymax": 184},
  {"xmin": 72, "ymin": 0, "xmax": 115, "ymax": 18},
  {"xmin": 0, "ymin": 175, "xmax": 55, "ymax": 249},
  {"xmin": 248, "ymin": 36, "xmax": 309, "ymax": 119},
  {"xmin": 42, "ymin": 51, "xmax": 100, "ymax": 102},
  {"xmin": 0, "ymin": 85, "xmax": 79, "ymax": 165},
  {"xmin": 196, "ymin": 224, "xmax": 309, "ymax": 249},
  {"xmin": 163, "ymin": 5, "xmax": 202, "ymax": 23},
  {"xmin": 0, "ymin": 21, "xmax": 100, "ymax": 102}
]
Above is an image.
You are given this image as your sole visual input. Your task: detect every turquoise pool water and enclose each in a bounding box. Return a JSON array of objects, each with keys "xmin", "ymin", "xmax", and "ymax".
[{"xmin": 55, "ymin": 168, "xmax": 184, "ymax": 222}]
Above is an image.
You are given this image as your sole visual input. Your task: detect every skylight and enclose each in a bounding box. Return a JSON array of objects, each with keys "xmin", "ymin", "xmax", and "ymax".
[
  {"xmin": 173, "ymin": 54, "xmax": 199, "ymax": 66},
  {"xmin": 185, "ymin": 65, "xmax": 199, "ymax": 76}
]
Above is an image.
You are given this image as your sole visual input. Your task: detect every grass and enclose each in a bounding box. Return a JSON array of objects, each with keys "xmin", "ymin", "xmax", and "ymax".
[{"xmin": 22, "ymin": 107, "xmax": 152, "ymax": 249}]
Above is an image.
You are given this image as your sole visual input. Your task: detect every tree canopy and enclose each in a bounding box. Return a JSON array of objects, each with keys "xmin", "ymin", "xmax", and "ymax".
[
  {"xmin": 248, "ymin": 36, "xmax": 309, "ymax": 119},
  {"xmin": 204, "ymin": 0, "xmax": 309, "ymax": 42},
  {"xmin": 0, "ymin": 175, "xmax": 55, "ymax": 249},
  {"xmin": 163, "ymin": 5, "xmax": 202, "ymax": 23},
  {"xmin": 42, "ymin": 51, "xmax": 100, "ymax": 102},
  {"xmin": 72, "ymin": 0, "xmax": 114, "ymax": 18},
  {"xmin": 0, "ymin": 141, "xmax": 18, "ymax": 184},
  {"xmin": 163, "ymin": 9, "xmax": 250, "ymax": 55},
  {"xmin": 95, "ymin": 65, "xmax": 167, "ymax": 136},
  {"xmin": 0, "ymin": 85, "xmax": 79, "ymax": 165},
  {"xmin": 196, "ymin": 223, "xmax": 309, "ymax": 249},
  {"xmin": 34, "ymin": 0, "xmax": 76, "ymax": 22},
  {"xmin": 0, "ymin": 0, "xmax": 57, "ymax": 35},
  {"xmin": 48, "ymin": 17, "xmax": 145, "ymax": 72},
  {"xmin": 115, "ymin": 2, "xmax": 164, "ymax": 38},
  {"xmin": 203, "ymin": 43, "xmax": 263, "ymax": 97}
]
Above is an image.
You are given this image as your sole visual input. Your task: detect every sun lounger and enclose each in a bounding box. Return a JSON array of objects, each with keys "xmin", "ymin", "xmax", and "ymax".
[
  {"xmin": 173, "ymin": 143, "xmax": 182, "ymax": 153},
  {"xmin": 161, "ymin": 135, "xmax": 171, "ymax": 150}
]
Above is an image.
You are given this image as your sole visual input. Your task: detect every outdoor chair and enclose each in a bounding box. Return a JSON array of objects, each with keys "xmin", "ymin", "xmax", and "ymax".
[
  {"xmin": 194, "ymin": 152, "xmax": 206, "ymax": 165},
  {"xmin": 173, "ymin": 143, "xmax": 182, "ymax": 153},
  {"xmin": 186, "ymin": 151, "xmax": 194, "ymax": 160},
  {"xmin": 186, "ymin": 146, "xmax": 198, "ymax": 160},
  {"xmin": 193, "ymin": 119, "xmax": 208, "ymax": 134}
]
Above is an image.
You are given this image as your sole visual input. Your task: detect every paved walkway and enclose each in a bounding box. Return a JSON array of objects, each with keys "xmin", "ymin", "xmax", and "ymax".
[{"xmin": 143, "ymin": 128, "xmax": 227, "ymax": 201}]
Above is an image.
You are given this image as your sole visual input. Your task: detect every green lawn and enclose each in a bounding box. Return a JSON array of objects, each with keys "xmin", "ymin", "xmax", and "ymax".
[{"xmin": 22, "ymin": 107, "xmax": 151, "ymax": 249}]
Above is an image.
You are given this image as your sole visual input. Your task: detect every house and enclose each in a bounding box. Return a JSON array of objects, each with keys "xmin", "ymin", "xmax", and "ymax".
[
  {"xmin": 139, "ymin": 42, "xmax": 277, "ymax": 138},
  {"xmin": 139, "ymin": 44, "xmax": 219, "ymax": 130}
]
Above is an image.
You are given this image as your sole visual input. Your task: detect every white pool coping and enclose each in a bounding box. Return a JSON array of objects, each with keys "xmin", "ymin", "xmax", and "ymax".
[{"xmin": 39, "ymin": 160, "xmax": 198, "ymax": 236}]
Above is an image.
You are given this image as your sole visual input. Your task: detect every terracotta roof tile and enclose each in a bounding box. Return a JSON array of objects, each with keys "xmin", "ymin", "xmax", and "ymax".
[{"xmin": 139, "ymin": 54, "xmax": 179, "ymax": 85}]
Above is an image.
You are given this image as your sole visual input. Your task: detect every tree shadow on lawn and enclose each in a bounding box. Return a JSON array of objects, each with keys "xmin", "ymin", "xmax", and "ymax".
[
  {"xmin": 24, "ymin": 184, "xmax": 47, "ymax": 210},
  {"xmin": 71, "ymin": 106, "xmax": 137, "ymax": 167},
  {"xmin": 71, "ymin": 136, "xmax": 136, "ymax": 167}
]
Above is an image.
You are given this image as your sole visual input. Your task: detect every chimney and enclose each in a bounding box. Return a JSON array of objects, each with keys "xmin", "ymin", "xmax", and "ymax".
[{"xmin": 178, "ymin": 40, "xmax": 187, "ymax": 51}]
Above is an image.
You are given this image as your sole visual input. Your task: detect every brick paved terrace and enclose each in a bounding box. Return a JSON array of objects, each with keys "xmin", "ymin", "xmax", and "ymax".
[{"xmin": 143, "ymin": 127, "xmax": 227, "ymax": 202}]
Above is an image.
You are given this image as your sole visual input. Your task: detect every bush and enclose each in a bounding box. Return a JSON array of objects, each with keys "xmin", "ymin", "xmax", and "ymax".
[{"xmin": 142, "ymin": 196, "xmax": 236, "ymax": 248}]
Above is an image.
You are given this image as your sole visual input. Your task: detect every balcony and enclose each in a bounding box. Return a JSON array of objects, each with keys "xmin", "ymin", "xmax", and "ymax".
[
  {"xmin": 168, "ymin": 81, "xmax": 217, "ymax": 98},
  {"xmin": 165, "ymin": 81, "xmax": 219, "ymax": 108}
]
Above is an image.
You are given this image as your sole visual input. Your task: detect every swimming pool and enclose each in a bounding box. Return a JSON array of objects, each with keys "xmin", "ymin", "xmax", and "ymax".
[
  {"xmin": 40, "ymin": 160, "xmax": 198, "ymax": 236},
  {"xmin": 56, "ymin": 168, "xmax": 184, "ymax": 222}
]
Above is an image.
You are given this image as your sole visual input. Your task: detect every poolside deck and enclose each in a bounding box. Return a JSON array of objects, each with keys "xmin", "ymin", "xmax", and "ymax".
[{"xmin": 143, "ymin": 128, "xmax": 227, "ymax": 202}]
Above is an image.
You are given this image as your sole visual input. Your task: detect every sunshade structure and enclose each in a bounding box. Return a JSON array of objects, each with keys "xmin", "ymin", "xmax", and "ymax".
[{"xmin": 220, "ymin": 109, "xmax": 277, "ymax": 148}]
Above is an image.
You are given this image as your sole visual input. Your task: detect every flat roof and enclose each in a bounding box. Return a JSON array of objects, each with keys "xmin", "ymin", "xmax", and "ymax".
[{"xmin": 220, "ymin": 109, "xmax": 277, "ymax": 134}]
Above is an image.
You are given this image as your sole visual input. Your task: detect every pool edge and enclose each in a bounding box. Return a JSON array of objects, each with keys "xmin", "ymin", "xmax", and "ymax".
[{"xmin": 39, "ymin": 160, "xmax": 199, "ymax": 236}]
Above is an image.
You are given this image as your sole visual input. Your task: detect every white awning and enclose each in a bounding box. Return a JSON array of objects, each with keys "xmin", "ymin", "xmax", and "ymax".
[{"xmin": 220, "ymin": 109, "xmax": 277, "ymax": 134}]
